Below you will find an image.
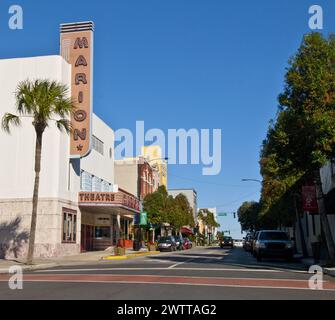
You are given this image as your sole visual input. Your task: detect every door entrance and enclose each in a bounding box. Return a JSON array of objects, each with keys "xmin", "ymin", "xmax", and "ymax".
[{"xmin": 81, "ymin": 224, "xmax": 94, "ymax": 252}]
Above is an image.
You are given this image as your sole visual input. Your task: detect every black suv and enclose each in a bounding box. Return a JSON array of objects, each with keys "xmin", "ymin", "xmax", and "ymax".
[{"xmin": 253, "ymin": 230, "xmax": 294, "ymax": 262}]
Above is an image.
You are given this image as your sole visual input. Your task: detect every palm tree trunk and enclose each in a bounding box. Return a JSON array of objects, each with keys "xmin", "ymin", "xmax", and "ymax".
[
  {"xmin": 26, "ymin": 129, "xmax": 43, "ymax": 265},
  {"xmin": 314, "ymin": 170, "xmax": 335, "ymax": 266}
]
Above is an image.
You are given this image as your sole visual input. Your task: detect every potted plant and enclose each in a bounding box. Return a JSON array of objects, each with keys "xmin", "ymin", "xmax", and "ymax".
[{"xmin": 147, "ymin": 242, "xmax": 157, "ymax": 252}]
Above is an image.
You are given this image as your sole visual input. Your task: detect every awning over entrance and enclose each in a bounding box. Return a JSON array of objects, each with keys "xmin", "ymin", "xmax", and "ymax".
[
  {"xmin": 78, "ymin": 189, "xmax": 140, "ymax": 215},
  {"xmin": 180, "ymin": 227, "xmax": 194, "ymax": 235}
]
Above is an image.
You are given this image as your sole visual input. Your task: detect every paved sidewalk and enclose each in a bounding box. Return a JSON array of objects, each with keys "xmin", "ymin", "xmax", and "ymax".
[{"xmin": 0, "ymin": 248, "xmax": 152, "ymax": 273}]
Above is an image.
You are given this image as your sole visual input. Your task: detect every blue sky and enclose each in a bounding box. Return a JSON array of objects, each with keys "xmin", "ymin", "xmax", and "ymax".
[{"xmin": 1, "ymin": 0, "xmax": 334, "ymax": 239}]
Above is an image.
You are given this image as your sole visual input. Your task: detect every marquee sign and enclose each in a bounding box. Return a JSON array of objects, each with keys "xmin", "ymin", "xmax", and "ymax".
[
  {"xmin": 78, "ymin": 191, "xmax": 140, "ymax": 212},
  {"xmin": 60, "ymin": 21, "xmax": 94, "ymax": 158}
]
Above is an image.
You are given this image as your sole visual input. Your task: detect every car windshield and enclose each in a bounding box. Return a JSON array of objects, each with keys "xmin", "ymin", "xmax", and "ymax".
[
  {"xmin": 260, "ymin": 232, "xmax": 289, "ymax": 241},
  {"xmin": 224, "ymin": 237, "xmax": 232, "ymax": 241},
  {"xmin": 159, "ymin": 237, "xmax": 172, "ymax": 243}
]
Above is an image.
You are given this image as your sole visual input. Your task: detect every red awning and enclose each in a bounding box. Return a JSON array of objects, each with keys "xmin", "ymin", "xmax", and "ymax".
[{"xmin": 180, "ymin": 227, "xmax": 194, "ymax": 235}]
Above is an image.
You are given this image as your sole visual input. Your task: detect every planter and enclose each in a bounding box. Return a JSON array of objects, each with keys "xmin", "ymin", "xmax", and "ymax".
[
  {"xmin": 148, "ymin": 244, "xmax": 157, "ymax": 252},
  {"xmin": 117, "ymin": 240, "xmax": 134, "ymax": 249},
  {"xmin": 114, "ymin": 247, "xmax": 126, "ymax": 256}
]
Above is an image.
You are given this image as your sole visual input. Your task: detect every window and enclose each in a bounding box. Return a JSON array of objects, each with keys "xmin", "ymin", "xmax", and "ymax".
[
  {"xmin": 331, "ymin": 159, "xmax": 335, "ymax": 178},
  {"xmin": 92, "ymin": 135, "xmax": 104, "ymax": 155},
  {"xmin": 81, "ymin": 171, "xmax": 92, "ymax": 191},
  {"xmin": 92, "ymin": 176, "xmax": 102, "ymax": 192},
  {"xmin": 62, "ymin": 209, "xmax": 77, "ymax": 243}
]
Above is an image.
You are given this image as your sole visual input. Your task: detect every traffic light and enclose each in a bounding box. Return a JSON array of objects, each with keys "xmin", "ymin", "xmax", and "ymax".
[{"xmin": 233, "ymin": 212, "xmax": 236, "ymax": 219}]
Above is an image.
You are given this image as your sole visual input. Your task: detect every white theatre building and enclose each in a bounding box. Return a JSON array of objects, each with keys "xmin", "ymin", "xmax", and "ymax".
[{"xmin": 0, "ymin": 22, "xmax": 139, "ymax": 259}]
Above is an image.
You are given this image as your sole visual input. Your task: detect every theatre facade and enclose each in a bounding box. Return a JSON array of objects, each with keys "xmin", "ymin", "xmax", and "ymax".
[{"xmin": 0, "ymin": 22, "xmax": 140, "ymax": 259}]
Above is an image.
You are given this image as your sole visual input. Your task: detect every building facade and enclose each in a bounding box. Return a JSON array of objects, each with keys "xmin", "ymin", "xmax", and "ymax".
[
  {"xmin": 0, "ymin": 22, "xmax": 139, "ymax": 259},
  {"xmin": 114, "ymin": 157, "xmax": 155, "ymax": 202},
  {"xmin": 141, "ymin": 146, "xmax": 168, "ymax": 188}
]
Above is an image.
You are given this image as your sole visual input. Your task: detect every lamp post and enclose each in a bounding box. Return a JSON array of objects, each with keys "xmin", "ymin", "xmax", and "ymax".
[{"xmin": 241, "ymin": 179, "xmax": 262, "ymax": 184}]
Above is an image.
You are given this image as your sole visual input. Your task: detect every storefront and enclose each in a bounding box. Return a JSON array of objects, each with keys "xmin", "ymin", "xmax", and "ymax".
[{"xmin": 79, "ymin": 190, "xmax": 140, "ymax": 251}]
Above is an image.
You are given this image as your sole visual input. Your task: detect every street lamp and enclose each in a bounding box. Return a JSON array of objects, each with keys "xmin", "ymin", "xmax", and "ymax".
[{"xmin": 241, "ymin": 179, "xmax": 262, "ymax": 184}]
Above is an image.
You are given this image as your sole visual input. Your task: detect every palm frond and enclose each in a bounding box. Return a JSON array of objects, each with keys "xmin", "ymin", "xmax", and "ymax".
[
  {"xmin": 1, "ymin": 113, "xmax": 21, "ymax": 133},
  {"xmin": 56, "ymin": 118, "xmax": 72, "ymax": 134}
]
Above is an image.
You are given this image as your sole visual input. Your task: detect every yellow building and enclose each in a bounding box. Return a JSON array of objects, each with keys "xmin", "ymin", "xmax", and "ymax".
[{"xmin": 141, "ymin": 146, "xmax": 168, "ymax": 188}]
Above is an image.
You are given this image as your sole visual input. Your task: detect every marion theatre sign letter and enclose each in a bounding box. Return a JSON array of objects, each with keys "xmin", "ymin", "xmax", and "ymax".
[{"xmin": 60, "ymin": 22, "xmax": 94, "ymax": 158}]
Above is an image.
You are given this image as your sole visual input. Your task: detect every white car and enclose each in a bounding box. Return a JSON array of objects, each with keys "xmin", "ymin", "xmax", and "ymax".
[{"xmin": 233, "ymin": 239, "xmax": 243, "ymax": 248}]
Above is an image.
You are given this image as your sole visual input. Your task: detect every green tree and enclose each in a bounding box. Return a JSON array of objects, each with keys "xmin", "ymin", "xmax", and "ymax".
[
  {"xmin": 263, "ymin": 33, "xmax": 335, "ymax": 263},
  {"xmin": 143, "ymin": 186, "xmax": 171, "ymax": 225},
  {"xmin": 237, "ymin": 201, "xmax": 261, "ymax": 232},
  {"xmin": 2, "ymin": 80, "xmax": 74, "ymax": 265},
  {"xmin": 174, "ymin": 193, "xmax": 195, "ymax": 229}
]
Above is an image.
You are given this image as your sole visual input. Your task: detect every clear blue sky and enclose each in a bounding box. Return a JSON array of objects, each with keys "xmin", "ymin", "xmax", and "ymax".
[{"xmin": 1, "ymin": 0, "xmax": 334, "ymax": 239}]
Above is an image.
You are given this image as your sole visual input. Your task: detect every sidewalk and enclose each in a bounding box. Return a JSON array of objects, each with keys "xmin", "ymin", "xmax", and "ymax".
[{"xmin": 0, "ymin": 248, "xmax": 157, "ymax": 274}]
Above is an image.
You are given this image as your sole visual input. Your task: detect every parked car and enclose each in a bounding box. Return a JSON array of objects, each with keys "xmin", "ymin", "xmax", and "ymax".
[
  {"xmin": 243, "ymin": 233, "xmax": 254, "ymax": 252},
  {"xmin": 252, "ymin": 231, "xmax": 260, "ymax": 256},
  {"xmin": 157, "ymin": 236, "xmax": 177, "ymax": 252},
  {"xmin": 253, "ymin": 230, "xmax": 294, "ymax": 262},
  {"xmin": 220, "ymin": 236, "xmax": 234, "ymax": 248},
  {"xmin": 233, "ymin": 239, "xmax": 243, "ymax": 248},
  {"xmin": 183, "ymin": 238, "xmax": 193, "ymax": 250},
  {"xmin": 174, "ymin": 236, "xmax": 185, "ymax": 250}
]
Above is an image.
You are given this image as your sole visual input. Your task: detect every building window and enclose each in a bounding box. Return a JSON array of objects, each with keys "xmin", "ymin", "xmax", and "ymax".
[
  {"xmin": 62, "ymin": 209, "xmax": 77, "ymax": 243},
  {"xmin": 92, "ymin": 176, "xmax": 102, "ymax": 192},
  {"xmin": 81, "ymin": 171, "xmax": 92, "ymax": 191},
  {"xmin": 92, "ymin": 135, "xmax": 104, "ymax": 155},
  {"xmin": 331, "ymin": 159, "xmax": 335, "ymax": 178}
]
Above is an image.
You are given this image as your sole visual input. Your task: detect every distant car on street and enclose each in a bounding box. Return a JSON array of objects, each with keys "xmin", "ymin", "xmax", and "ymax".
[
  {"xmin": 253, "ymin": 230, "xmax": 294, "ymax": 262},
  {"xmin": 174, "ymin": 236, "xmax": 185, "ymax": 250},
  {"xmin": 233, "ymin": 239, "xmax": 243, "ymax": 248},
  {"xmin": 243, "ymin": 233, "xmax": 254, "ymax": 252},
  {"xmin": 157, "ymin": 236, "xmax": 177, "ymax": 252},
  {"xmin": 183, "ymin": 238, "xmax": 193, "ymax": 250},
  {"xmin": 220, "ymin": 236, "xmax": 234, "ymax": 248},
  {"xmin": 252, "ymin": 231, "xmax": 260, "ymax": 256}
]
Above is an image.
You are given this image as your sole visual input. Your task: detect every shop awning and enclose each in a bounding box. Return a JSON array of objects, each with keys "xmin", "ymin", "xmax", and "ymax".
[{"xmin": 180, "ymin": 227, "xmax": 194, "ymax": 235}]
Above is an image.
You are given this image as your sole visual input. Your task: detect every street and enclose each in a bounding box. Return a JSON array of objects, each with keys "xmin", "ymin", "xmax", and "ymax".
[{"xmin": 0, "ymin": 246, "xmax": 335, "ymax": 300}]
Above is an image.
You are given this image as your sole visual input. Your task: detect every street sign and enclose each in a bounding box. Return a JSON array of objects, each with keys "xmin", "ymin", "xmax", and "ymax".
[
  {"xmin": 140, "ymin": 212, "xmax": 148, "ymax": 226},
  {"xmin": 218, "ymin": 213, "xmax": 227, "ymax": 217}
]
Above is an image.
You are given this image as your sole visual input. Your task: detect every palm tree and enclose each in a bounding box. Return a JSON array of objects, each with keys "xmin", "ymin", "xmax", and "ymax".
[{"xmin": 1, "ymin": 79, "xmax": 74, "ymax": 265}]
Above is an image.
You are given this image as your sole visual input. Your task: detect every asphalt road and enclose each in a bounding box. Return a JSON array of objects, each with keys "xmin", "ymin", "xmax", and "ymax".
[{"xmin": 0, "ymin": 246, "xmax": 335, "ymax": 300}]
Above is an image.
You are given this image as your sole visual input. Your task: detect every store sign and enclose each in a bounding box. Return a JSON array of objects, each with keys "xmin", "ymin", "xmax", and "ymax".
[
  {"xmin": 60, "ymin": 22, "xmax": 94, "ymax": 158},
  {"xmin": 302, "ymin": 185, "xmax": 319, "ymax": 213},
  {"xmin": 78, "ymin": 192, "xmax": 140, "ymax": 212},
  {"xmin": 95, "ymin": 215, "xmax": 111, "ymax": 226}
]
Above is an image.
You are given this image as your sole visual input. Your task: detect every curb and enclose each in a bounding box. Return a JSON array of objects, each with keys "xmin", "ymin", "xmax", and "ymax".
[
  {"xmin": 0, "ymin": 263, "xmax": 59, "ymax": 274},
  {"xmin": 324, "ymin": 268, "xmax": 335, "ymax": 278},
  {"xmin": 102, "ymin": 251, "xmax": 161, "ymax": 261}
]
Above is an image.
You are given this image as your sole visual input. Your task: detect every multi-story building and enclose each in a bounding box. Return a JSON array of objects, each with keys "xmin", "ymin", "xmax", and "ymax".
[
  {"xmin": 0, "ymin": 22, "xmax": 140, "ymax": 259},
  {"xmin": 114, "ymin": 157, "xmax": 155, "ymax": 202},
  {"xmin": 141, "ymin": 146, "xmax": 168, "ymax": 188}
]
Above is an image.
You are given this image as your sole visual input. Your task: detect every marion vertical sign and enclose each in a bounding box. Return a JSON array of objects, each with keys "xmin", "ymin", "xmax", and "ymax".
[{"xmin": 60, "ymin": 22, "xmax": 94, "ymax": 158}]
